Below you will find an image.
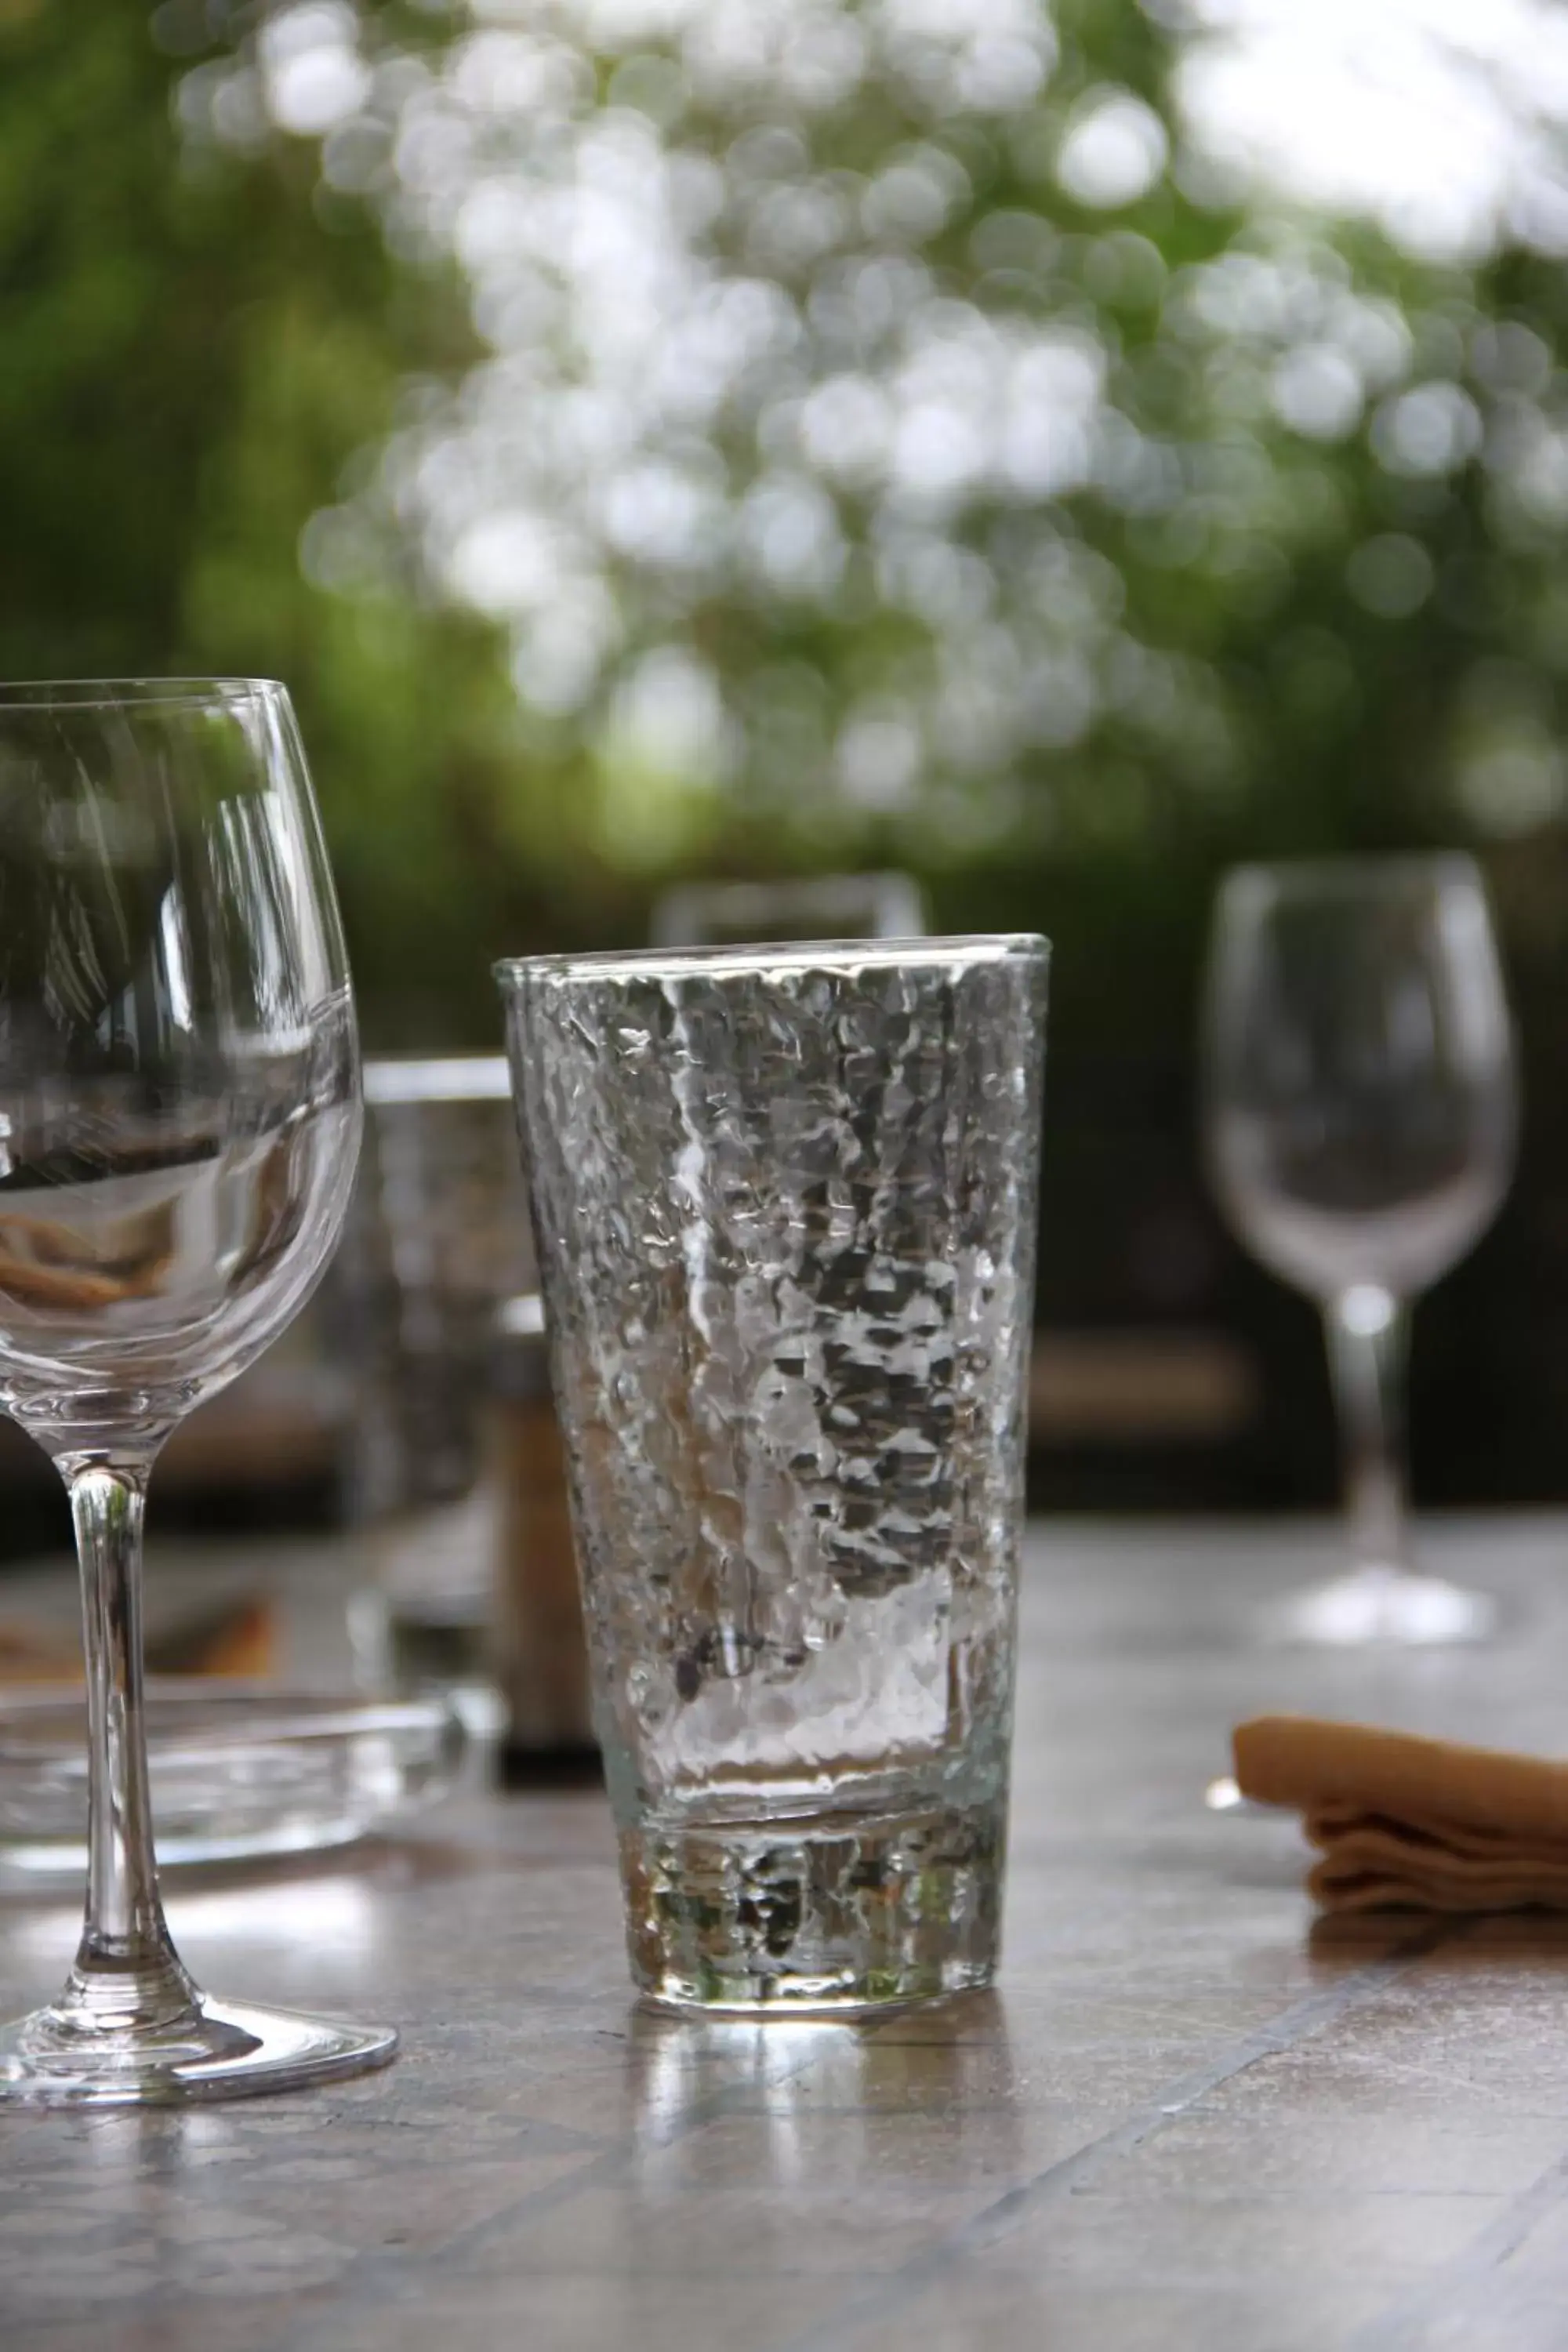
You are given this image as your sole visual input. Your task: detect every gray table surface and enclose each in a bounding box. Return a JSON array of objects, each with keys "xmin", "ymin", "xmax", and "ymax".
[{"xmin": 5, "ymin": 1514, "xmax": 1568, "ymax": 2351}]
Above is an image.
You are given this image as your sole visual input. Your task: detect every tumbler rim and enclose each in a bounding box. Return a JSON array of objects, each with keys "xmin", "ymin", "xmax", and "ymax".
[
  {"xmin": 495, "ymin": 933, "xmax": 1048, "ymax": 989},
  {"xmin": 0, "ymin": 678, "xmax": 284, "ymax": 713}
]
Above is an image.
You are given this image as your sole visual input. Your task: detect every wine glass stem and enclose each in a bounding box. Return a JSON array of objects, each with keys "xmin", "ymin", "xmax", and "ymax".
[
  {"xmin": 58, "ymin": 1459, "xmax": 197, "ymax": 2033},
  {"xmin": 1323, "ymin": 1289, "xmax": 1410, "ymax": 1579}
]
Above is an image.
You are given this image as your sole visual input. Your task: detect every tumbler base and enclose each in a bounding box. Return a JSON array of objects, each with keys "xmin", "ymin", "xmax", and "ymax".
[{"xmin": 622, "ymin": 1795, "xmax": 1004, "ymax": 2013}]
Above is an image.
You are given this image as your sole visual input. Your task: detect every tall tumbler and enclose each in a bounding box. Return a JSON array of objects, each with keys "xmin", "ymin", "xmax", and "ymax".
[{"xmin": 497, "ymin": 936, "xmax": 1047, "ymax": 2012}]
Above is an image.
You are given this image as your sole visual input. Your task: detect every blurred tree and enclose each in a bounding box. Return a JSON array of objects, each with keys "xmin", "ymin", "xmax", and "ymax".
[
  {"xmin": 11, "ymin": 1, "xmax": 1568, "ymax": 1023},
  {"xmin": 109, "ymin": 0, "xmax": 1568, "ymax": 1051},
  {"xmin": 8, "ymin": 0, "xmax": 1568, "ymax": 1502},
  {"xmin": 0, "ymin": 0, "xmax": 594, "ymax": 1038}
]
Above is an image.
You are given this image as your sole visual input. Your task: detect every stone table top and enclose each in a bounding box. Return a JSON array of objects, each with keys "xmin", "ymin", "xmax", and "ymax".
[{"xmin": 5, "ymin": 1514, "xmax": 1568, "ymax": 2350}]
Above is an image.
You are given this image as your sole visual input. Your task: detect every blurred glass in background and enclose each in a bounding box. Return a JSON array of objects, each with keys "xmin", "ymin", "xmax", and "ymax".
[
  {"xmin": 5, "ymin": 0, "xmax": 1568, "ymax": 1535},
  {"xmin": 1204, "ymin": 857, "xmax": 1517, "ymax": 1642},
  {"xmin": 350, "ymin": 1055, "xmax": 528, "ymax": 1516},
  {"xmin": 340, "ymin": 1056, "xmax": 532, "ymax": 1726},
  {"xmin": 651, "ymin": 869, "xmax": 927, "ymax": 947}
]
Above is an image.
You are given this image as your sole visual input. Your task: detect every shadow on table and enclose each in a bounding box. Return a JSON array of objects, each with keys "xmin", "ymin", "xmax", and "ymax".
[{"xmin": 1308, "ymin": 1908, "xmax": 1568, "ymax": 1965}]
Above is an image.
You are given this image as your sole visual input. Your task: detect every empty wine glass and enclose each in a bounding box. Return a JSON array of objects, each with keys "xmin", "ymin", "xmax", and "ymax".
[
  {"xmin": 1203, "ymin": 857, "xmax": 1517, "ymax": 1645},
  {"xmin": 0, "ymin": 679, "xmax": 394, "ymax": 2104}
]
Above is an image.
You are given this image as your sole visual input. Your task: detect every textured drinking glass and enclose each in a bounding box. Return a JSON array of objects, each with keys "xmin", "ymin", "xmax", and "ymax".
[
  {"xmin": 499, "ymin": 935, "xmax": 1047, "ymax": 2011},
  {"xmin": 0, "ymin": 679, "xmax": 394, "ymax": 2104},
  {"xmin": 1203, "ymin": 857, "xmax": 1517, "ymax": 1645}
]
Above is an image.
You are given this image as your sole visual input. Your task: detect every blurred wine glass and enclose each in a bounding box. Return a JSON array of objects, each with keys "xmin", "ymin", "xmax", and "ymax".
[
  {"xmin": 648, "ymin": 869, "xmax": 927, "ymax": 949},
  {"xmin": 1203, "ymin": 857, "xmax": 1518, "ymax": 1644}
]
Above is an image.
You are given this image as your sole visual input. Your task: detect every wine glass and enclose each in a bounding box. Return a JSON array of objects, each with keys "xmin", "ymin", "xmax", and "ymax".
[
  {"xmin": 0, "ymin": 678, "xmax": 394, "ymax": 2104},
  {"xmin": 1203, "ymin": 856, "xmax": 1518, "ymax": 1645}
]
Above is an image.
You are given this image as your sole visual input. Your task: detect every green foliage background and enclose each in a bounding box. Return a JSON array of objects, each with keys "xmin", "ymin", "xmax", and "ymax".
[
  {"xmin": 6, "ymin": 0, "xmax": 1568, "ymax": 1511},
  {"xmin": 7, "ymin": 0, "xmax": 1568, "ymax": 1052},
  {"xmin": 1, "ymin": 0, "xmax": 561, "ymax": 1036}
]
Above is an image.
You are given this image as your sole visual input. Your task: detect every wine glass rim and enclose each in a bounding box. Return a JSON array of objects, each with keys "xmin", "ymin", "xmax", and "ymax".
[
  {"xmin": 0, "ymin": 677, "xmax": 287, "ymax": 712},
  {"xmin": 1221, "ymin": 852, "xmax": 1483, "ymax": 897},
  {"xmin": 495, "ymin": 933, "xmax": 1049, "ymax": 987}
]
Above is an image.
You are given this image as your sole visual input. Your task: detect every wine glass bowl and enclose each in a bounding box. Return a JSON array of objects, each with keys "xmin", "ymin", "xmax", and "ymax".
[
  {"xmin": 0, "ymin": 685, "xmax": 360, "ymax": 1441},
  {"xmin": 1203, "ymin": 856, "xmax": 1517, "ymax": 1645},
  {"xmin": 0, "ymin": 680, "xmax": 394, "ymax": 2104},
  {"xmin": 1207, "ymin": 860, "xmax": 1515, "ymax": 1303}
]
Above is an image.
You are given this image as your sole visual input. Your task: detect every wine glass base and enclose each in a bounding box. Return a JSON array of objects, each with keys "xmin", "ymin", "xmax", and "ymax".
[
  {"xmin": 0, "ymin": 1994, "xmax": 397, "ymax": 2109},
  {"xmin": 1277, "ymin": 1567, "xmax": 1496, "ymax": 1647}
]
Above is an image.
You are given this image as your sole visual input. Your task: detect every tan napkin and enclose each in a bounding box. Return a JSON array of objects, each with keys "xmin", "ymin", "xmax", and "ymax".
[
  {"xmin": 0, "ymin": 1599, "xmax": 276, "ymax": 1686},
  {"xmin": 1233, "ymin": 1715, "xmax": 1568, "ymax": 1915}
]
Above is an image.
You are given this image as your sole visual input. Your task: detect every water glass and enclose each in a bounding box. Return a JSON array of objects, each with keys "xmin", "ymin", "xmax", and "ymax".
[
  {"xmin": 350, "ymin": 1054, "xmax": 533, "ymax": 1512},
  {"xmin": 337, "ymin": 1057, "xmax": 535, "ymax": 1726},
  {"xmin": 499, "ymin": 936, "xmax": 1047, "ymax": 2011}
]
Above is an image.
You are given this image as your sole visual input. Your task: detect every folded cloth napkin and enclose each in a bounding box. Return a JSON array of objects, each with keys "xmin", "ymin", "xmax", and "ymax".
[{"xmin": 1233, "ymin": 1715, "xmax": 1568, "ymax": 1915}]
